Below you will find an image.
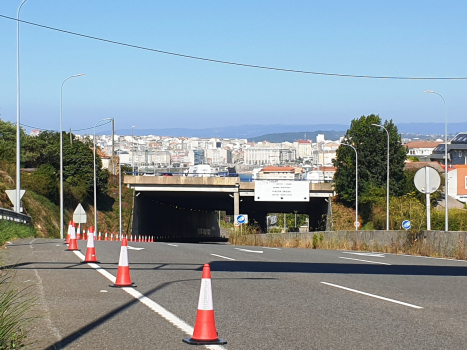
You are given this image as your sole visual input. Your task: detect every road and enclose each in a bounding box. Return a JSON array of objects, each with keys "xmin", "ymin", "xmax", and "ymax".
[{"xmin": 4, "ymin": 238, "xmax": 467, "ymax": 349}]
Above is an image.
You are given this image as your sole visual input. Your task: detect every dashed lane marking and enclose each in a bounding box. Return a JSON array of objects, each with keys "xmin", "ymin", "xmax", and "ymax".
[
  {"xmin": 339, "ymin": 257, "xmax": 391, "ymax": 265},
  {"xmin": 235, "ymin": 248, "xmax": 263, "ymax": 253},
  {"xmin": 73, "ymin": 251, "xmax": 226, "ymax": 350},
  {"xmin": 210, "ymin": 254, "xmax": 236, "ymax": 261},
  {"xmin": 342, "ymin": 251, "xmax": 385, "ymax": 258},
  {"xmin": 167, "ymin": 243, "xmax": 178, "ymax": 247},
  {"xmin": 262, "ymin": 247, "xmax": 281, "ymax": 250},
  {"xmin": 321, "ymin": 282, "xmax": 423, "ymax": 309}
]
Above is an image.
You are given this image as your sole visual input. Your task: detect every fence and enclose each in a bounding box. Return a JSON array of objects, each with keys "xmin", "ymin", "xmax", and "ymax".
[{"xmin": 0, "ymin": 207, "xmax": 32, "ymax": 225}]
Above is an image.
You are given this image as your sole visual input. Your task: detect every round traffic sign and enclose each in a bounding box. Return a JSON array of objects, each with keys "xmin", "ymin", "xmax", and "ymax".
[
  {"xmin": 237, "ymin": 215, "xmax": 246, "ymax": 224},
  {"xmin": 414, "ymin": 167, "xmax": 440, "ymax": 194},
  {"xmin": 402, "ymin": 220, "xmax": 411, "ymax": 230},
  {"xmin": 354, "ymin": 221, "xmax": 361, "ymax": 228}
]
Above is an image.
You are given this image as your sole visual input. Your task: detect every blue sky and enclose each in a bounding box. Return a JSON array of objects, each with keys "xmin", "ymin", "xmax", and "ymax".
[{"xmin": 0, "ymin": 1, "xmax": 466, "ymax": 132}]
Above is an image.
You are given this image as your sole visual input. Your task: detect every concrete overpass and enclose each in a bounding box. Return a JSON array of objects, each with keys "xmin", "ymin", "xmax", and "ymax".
[{"xmin": 124, "ymin": 176, "xmax": 334, "ymax": 241}]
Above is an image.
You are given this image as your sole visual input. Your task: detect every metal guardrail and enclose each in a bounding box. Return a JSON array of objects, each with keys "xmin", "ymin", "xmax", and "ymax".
[{"xmin": 0, "ymin": 207, "xmax": 32, "ymax": 225}]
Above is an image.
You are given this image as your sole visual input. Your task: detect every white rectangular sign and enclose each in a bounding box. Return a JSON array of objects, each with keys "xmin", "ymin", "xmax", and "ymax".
[{"xmin": 255, "ymin": 180, "xmax": 309, "ymax": 202}]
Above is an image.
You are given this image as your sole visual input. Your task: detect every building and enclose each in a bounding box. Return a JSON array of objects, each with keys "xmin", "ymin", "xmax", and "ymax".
[
  {"xmin": 244, "ymin": 147, "xmax": 296, "ymax": 165},
  {"xmin": 405, "ymin": 141, "xmax": 442, "ymax": 161},
  {"xmin": 256, "ymin": 166, "xmax": 302, "ymax": 180},
  {"xmin": 293, "ymin": 140, "xmax": 312, "ymax": 158},
  {"xmin": 429, "ymin": 132, "xmax": 467, "ymax": 165},
  {"xmin": 447, "ymin": 165, "xmax": 467, "ymax": 203}
]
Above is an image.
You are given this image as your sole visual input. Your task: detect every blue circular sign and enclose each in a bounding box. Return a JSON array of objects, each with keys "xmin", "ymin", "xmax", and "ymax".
[
  {"xmin": 237, "ymin": 215, "xmax": 246, "ymax": 224},
  {"xmin": 402, "ymin": 220, "xmax": 411, "ymax": 230}
]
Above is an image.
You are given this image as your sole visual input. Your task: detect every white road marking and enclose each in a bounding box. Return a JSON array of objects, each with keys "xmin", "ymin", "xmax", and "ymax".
[
  {"xmin": 321, "ymin": 282, "xmax": 423, "ymax": 309},
  {"xmin": 342, "ymin": 251, "xmax": 385, "ymax": 258},
  {"xmin": 235, "ymin": 248, "xmax": 263, "ymax": 253},
  {"xmin": 262, "ymin": 247, "xmax": 281, "ymax": 250},
  {"xmin": 167, "ymin": 243, "xmax": 178, "ymax": 247},
  {"xmin": 127, "ymin": 246, "xmax": 145, "ymax": 250},
  {"xmin": 210, "ymin": 254, "xmax": 235, "ymax": 261},
  {"xmin": 73, "ymin": 251, "xmax": 226, "ymax": 350},
  {"xmin": 339, "ymin": 257, "xmax": 391, "ymax": 265}
]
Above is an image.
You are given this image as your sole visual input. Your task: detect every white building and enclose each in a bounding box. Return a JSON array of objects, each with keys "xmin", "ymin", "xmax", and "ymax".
[{"xmin": 244, "ymin": 147, "xmax": 296, "ymax": 165}]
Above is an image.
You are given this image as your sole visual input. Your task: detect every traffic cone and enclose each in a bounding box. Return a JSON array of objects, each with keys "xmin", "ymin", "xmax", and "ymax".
[
  {"xmin": 110, "ymin": 233, "xmax": 114, "ymax": 241},
  {"xmin": 139, "ymin": 236, "xmax": 142, "ymax": 243},
  {"xmin": 66, "ymin": 223, "xmax": 79, "ymax": 251},
  {"xmin": 82, "ymin": 226, "xmax": 100, "ymax": 263},
  {"xmin": 83, "ymin": 228, "xmax": 87, "ymax": 241},
  {"xmin": 77, "ymin": 226, "xmax": 81, "ymax": 240},
  {"xmin": 104, "ymin": 232, "xmax": 108, "ymax": 241},
  {"xmin": 183, "ymin": 264, "xmax": 226, "ymax": 345},
  {"xmin": 109, "ymin": 237, "xmax": 135, "ymax": 288},
  {"xmin": 129, "ymin": 235, "xmax": 133, "ymax": 242},
  {"xmin": 150, "ymin": 236, "xmax": 154, "ymax": 243},
  {"xmin": 98, "ymin": 231, "xmax": 102, "ymax": 241},
  {"xmin": 66, "ymin": 221, "xmax": 74, "ymax": 244},
  {"xmin": 115, "ymin": 234, "xmax": 120, "ymax": 242}
]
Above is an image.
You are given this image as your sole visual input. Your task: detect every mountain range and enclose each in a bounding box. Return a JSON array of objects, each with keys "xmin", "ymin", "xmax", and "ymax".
[{"xmin": 99, "ymin": 122, "xmax": 467, "ymax": 140}]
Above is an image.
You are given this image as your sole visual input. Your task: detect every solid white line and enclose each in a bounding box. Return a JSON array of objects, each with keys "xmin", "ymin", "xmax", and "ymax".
[
  {"xmin": 235, "ymin": 248, "xmax": 263, "ymax": 253},
  {"xmin": 339, "ymin": 257, "xmax": 391, "ymax": 265},
  {"xmin": 127, "ymin": 246, "xmax": 145, "ymax": 250},
  {"xmin": 262, "ymin": 247, "xmax": 281, "ymax": 250},
  {"xmin": 210, "ymin": 254, "xmax": 235, "ymax": 261},
  {"xmin": 72, "ymin": 251, "xmax": 226, "ymax": 349},
  {"xmin": 342, "ymin": 251, "xmax": 385, "ymax": 258},
  {"xmin": 167, "ymin": 243, "xmax": 178, "ymax": 247},
  {"xmin": 321, "ymin": 282, "xmax": 423, "ymax": 309}
]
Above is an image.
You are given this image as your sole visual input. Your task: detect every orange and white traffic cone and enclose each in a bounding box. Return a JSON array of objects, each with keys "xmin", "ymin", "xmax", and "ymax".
[
  {"xmin": 66, "ymin": 223, "xmax": 79, "ymax": 251},
  {"xmin": 82, "ymin": 226, "xmax": 99, "ymax": 263},
  {"xmin": 129, "ymin": 235, "xmax": 133, "ymax": 242},
  {"xmin": 183, "ymin": 264, "xmax": 226, "ymax": 345},
  {"xmin": 115, "ymin": 234, "xmax": 120, "ymax": 242},
  {"xmin": 66, "ymin": 221, "xmax": 74, "ymax": 244},
  {"xmin": 150, "ymin": 236, "xmax": 153, "ymax": 243},
  {"xmin": 83, "ymin": 228, "xmax": 87, "ymax": 241},
  {"xmin": 77, "ymin": 225, "xmax": 81, "ymax": 240},
  {"xmin": 109, "ymin": 237, "xmax": 135, "ymax": 288},
  {"xmin": 104, "ymin": 232, "xmax": 108, "ymax": 241},
  {"xmin": 98, "ymin": 231, "xmax": 102, "ymax": 241},
  {"xmin": 110, "ymin": 233, "xmax": 114, "ymax": 241}
]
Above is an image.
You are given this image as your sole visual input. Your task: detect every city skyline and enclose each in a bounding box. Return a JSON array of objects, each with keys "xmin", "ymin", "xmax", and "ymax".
[{"xmin": 1, "ymin": 1, "xmax": 466, "ymax": 131}]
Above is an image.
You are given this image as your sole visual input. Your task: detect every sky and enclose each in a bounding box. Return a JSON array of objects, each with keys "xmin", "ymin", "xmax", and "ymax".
[{"xmin": 0, "ymin": 1, "xmax": 466, "ymax": 133}]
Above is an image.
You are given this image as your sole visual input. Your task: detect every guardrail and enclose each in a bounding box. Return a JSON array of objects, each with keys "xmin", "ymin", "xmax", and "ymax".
[{"xmin": 0, "ymin": 207, "xmax": 32, "ymax": 225}]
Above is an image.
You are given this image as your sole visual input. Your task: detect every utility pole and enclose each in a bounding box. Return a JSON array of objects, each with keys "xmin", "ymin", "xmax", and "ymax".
[
  {"xmin": 112, "ymin": 119, "xmax": 115, "ymax": 175},
  {"xmin": 70, "ymin": 128, "xmax": 72, "ymax": 144}
]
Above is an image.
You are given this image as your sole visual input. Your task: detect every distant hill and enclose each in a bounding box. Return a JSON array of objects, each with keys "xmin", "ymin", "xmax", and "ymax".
[
  {"xmin": 98, "ymin": 122, "xmax": 467, "ymax": 138},
  {"xmin": 249, "ymin": 130, "xmax": 345, "ymax": 143}
]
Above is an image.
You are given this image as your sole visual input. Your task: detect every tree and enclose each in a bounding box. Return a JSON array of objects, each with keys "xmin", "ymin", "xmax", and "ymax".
[{"xmin": 333, "ymin": 114, "xmax": 407, "ymax": 205}]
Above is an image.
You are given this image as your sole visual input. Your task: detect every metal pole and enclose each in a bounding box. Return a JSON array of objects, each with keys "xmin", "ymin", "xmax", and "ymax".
[
  {"xmin": 132, "ymin": 126, "xmax": 135, "ymax": 174},
  {"xmin": 371, "ymin": 124, "xmax": 390, "ymax": 230},
  {"xmin": 424, "ymin": 90, "xmax": 448, "ymax": 231},
  {"xmin": 119, "ymin": 162, "xmax": 122, "ymax": 239},
  {"xmin": 60, "ymin": 74, "xmax": 85, "ymax": 240},
  {"xmin": 283, "ymin": 213, "xmax": 286, "ymax": 232},
  {"xmin": 16, "ymin": 0, "xmax": 28, "ymax": 214},
  {"xmin": 94, "ymin": 118, "xmax": 112, "ymax": 234},
  {"xmin": 425, "ymin": 167, "xmax": 431, "ymax": 230},
  {"xmin": 342, "ymin": 143, "xmax": 358, "ymax": 230},
  {"xmin": 112, "ymin": 118, "xmax": 115, "ymax": 175}
]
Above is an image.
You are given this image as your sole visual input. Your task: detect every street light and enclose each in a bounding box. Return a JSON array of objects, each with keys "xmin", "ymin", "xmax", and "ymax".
[
  {"xmin": 16, "ymin": 0, "xmax": 28, "ymax": 213},
  {"xmin": 341, "ymin": 143, "xmax": 358, "ymax": 230},
  {"xmin": 59, "ymin": 73, "xmax": 85, "ymax": 239},
  {"xmin": 132, "ymin": 126, "xmax": 136, "ymax": 174},
  {"xmin": 424, "ymin": 90, "xmax": 449, "ymax": 232},
  {"xmin": 119, "ymin": 161, "xmax": 122, "ymax": 240},
  {"xmin": 371, "ymin": 123, "xmax": 390, "ymax": 231},
  {"xmin": 94, "ymin": 118, "xmax": 112, "ymax": 233}
]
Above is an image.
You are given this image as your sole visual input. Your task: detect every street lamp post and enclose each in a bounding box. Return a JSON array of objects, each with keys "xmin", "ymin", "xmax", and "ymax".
[
  {"xmin": 59, "ymin": 74, "xmax": 85, "ymax": 239},
  {"xmin": 94, "ymin": 118, "xmax": 112, "ymax": 234},
  {"xmin": 424, "ymin": 90, "xmax": 449, "ymax": 232},
  {"xmin": 119, "ymin": 162, "xmax": 122, "ymax": 240},
  {"xmin": 341, "ymin": 143, "xmax": 358, "ymax": 230},
  {"xmin": 371, "ymin": 123, "xmax": 390, "ymax": 231},
  {"xmin": 16, "ymin": 0, "xmax": 28, "ymax": 214},
  {"xmin": 131, "ymin": 126, "xmax": 136, "ymax": 174}
]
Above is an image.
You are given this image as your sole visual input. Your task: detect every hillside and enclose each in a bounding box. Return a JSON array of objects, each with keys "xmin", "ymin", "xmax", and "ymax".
[{"xmin": 248, "ymin": 130, "xmax": 345, "ymax": 143}]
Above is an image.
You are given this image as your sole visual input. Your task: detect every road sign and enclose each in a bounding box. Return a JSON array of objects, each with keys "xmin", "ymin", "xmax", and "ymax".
[
  {"xmin": 414, "ymin": 167, "xmax": 440, "ymax": 194},
  {"xmin": 354, "ymin": 221, "xmax": 361, "ymax": 228},
  {"xmin": 235, "ymin": 214, "xmax": 248, "ymax": 225},
  {"xmin": 5, "ymin": 189, "xmax": 25, "ymax": 212},
  {"xmin": 73, "ymin": 203, "xmax": 87, "ymax": 224},
  {"xmin": 402, "ymin": 220, "xmax": 411, "ymax": 230},
  {"xmin": 267, "ymin": 215, "xmax": 277, "ymax": 226}
]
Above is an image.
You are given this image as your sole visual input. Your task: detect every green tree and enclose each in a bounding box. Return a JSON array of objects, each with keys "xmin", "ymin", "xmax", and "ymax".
[{"xmin": 333, "ymin": 114, "xmax": 407, "ymax": 205}]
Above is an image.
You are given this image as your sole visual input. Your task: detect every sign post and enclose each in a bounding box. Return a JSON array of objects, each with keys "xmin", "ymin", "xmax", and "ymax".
[
  {"xmin": 402, "ymin": 220, "xmax": 411, "ymax": 231},
  {"xmin": 5, "ymin": 189, "xmax": 25, "ymax": 212},
  {"xmin": 73, "ymin": 203, "xmax": 87, "ymax": 236},
  {"xmin": 414, "ymin": 167, "xmax": 440, "ymax": 231}
]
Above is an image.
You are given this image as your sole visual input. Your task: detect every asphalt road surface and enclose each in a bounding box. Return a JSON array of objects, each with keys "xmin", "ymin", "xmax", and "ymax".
[{"xmin": 4, "ymin": 238, "xmax": 467, "ymax": 349}]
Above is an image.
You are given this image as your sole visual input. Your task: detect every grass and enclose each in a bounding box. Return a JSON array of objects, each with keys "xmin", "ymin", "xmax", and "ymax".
[
  {"xmin": 0, "ymin": 266, "xmax": 37, "ymax": 349},
  {"xmin": 0, "ymin": 222, "xmax": 36, "ymax": 247}
]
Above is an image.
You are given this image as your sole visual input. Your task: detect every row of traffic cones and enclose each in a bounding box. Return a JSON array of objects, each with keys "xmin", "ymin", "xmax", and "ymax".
[
  {"xmin": 65, "ymin": 220, "xmax": 226, "ymax": 345},
  {"xmin": 66, "ymin": 222, "xmax": 146, "ymax": 242}
]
